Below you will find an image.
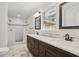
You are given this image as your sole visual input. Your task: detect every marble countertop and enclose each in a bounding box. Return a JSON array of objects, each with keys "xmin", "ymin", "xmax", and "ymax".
[{"xmin": 27, "ymin": 34, "xmax": 79, "ymax": 56}]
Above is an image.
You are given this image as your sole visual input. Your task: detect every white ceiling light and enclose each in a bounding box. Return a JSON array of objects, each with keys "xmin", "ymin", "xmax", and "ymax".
[{"xmin": 33, "ymin": 11, "xmax": 40, "ymax": 17}]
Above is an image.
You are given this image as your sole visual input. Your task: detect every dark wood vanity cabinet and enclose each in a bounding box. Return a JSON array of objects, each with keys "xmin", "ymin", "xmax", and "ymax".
[
  {"xmin": 27, "ymin": 35, "xmax": 78, "ymax": 57},
  {"xmin": 27, "ymin": 36, "xmax": 39, "ymax": 56},
  {"xmin": 27, "ymin": 36, "xmax": 34, "ymax": 54}
]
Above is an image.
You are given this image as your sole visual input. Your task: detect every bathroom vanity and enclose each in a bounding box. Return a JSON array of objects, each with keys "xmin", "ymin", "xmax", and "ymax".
[{"xmin": 27, "ymin": 34, "xmax": 78, "ymax": 57}]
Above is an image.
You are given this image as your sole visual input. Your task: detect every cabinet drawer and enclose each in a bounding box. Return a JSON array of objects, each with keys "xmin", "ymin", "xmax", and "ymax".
[{"xmin": 39, "ymin": 41, "xmax": 46, "ymax": 57}]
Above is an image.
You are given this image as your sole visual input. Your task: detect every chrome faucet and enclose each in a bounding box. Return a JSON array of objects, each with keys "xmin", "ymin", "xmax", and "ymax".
[
  {"xmin": 36, "ymin": 31, "xmax": 39, "ymax": 35},
  {"xmin": 65, "ymin": 33, "xmax": 73, "ymax": 41}
]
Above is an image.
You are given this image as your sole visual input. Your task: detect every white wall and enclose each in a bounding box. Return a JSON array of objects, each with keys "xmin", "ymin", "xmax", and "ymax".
[
  {"xmin": 27, "ymin": 16, "xmax": 35, "ymax": 29},
  {"xmin": 0, "ymin": 3, "xmax": 9, "ymax": 56},
  {"xmin": 0, "ymin": 2, "xmax": 8, "ymax": 47},
  {"xmin": 27, "ymin": 16, "xmax": 36, "ymax": 34}
]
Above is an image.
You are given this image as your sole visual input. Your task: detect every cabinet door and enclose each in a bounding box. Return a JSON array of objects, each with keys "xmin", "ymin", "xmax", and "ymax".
[
  {"xmin": 27, "ymin": 36, "xmax": 39, "ymax": 57},
  {"xmin": 30, "ymin": 37, "xmax": 35, "ymax": 54},
  {"xmin": 27, "ymin": 36, "xmax": 30, "ymax": 49},
  {"xmin": 45, "ymin": 44, "xmax": 60, "ymax": 57},
  {"xmin": 39, "ymin": 41, "xmax": 46, "ymax": 57},
  {"xmin": 45, "ymin": 48, "xmax": 59, "ymax": 57},
  {"xmin": 27, "ymin": 36, "xmax": 34, "ymax": 54},
  {"xmin": 33, "ymin": 39, "xmax": 39, "ymax": 57}
]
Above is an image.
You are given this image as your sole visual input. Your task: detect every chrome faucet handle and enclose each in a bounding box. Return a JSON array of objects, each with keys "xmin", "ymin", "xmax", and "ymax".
[
  {"xmin": 36, "ymin": 31, "xmax": 39, "ymax": 35},
  {"xmin": 64, "ymin": 33, "xmax": 73, "ymax": 41},
  {"xmin": 70, "ymin": 36, "xmax": 75, "ymax": 39},
  {"xmin": 70, "ymin": 37, "xmax": 75, "ymax": 38},
  {"xmin": 65, "ymin": 33, "xmax": 69, "ymax": 39},
  {"xmin": 69, "ymin": 37, "xmax": 74, "ymax": 41}
]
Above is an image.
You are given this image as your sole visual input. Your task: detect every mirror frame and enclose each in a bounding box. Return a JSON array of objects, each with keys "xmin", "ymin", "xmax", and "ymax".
[
  {"xmin": 35, "ymin": 16, "xmax": 41, "ymax": 30},
  {"xmin": 59, "ymin": 2, "xmax": 79, "ymax": 29}
]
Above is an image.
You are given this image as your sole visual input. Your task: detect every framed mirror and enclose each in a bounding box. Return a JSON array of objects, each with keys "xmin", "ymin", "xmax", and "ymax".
[
  {"xmin": 35, "ymin": 16, "xmax": 41, "ymax": 30},
  {"xmin": 59, "ymin": 2, "xmax": 79, "ymax": 29}
]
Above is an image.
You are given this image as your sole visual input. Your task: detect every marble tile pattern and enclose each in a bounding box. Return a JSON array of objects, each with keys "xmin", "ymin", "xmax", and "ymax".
[{"xmin": 3, "ymin": 42, "xmax": 33, "ymax": 57}]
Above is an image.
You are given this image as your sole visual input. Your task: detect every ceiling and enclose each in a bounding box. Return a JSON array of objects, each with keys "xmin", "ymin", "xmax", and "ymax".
[{"xmin": 8, "ymin": 2, "xmax": 57, "ymax": 19}]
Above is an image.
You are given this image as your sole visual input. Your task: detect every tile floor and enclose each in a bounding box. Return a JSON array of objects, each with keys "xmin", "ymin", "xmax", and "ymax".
[{"xmin": 3, "ymin": 42, "xmax": 33, "ymax": 57}]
